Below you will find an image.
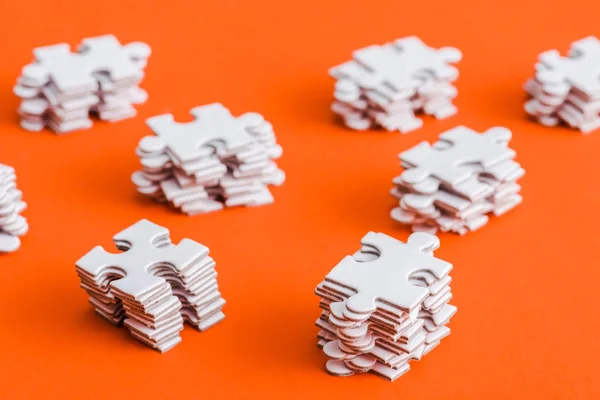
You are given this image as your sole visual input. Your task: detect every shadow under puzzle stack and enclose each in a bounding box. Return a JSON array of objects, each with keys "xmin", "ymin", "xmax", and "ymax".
[
  {"xmin": 525, "ymin": 36, "xmax": 600, "ymax": 133},
  {"xmin": 329, "ymin": 36, "xmax": 461, "ymax": 133},
  {"xmin": 13, "ymin": 34, "xmax": 150, "ymax": 133},
  {"xmin": 75, "ymin": 219, "xmax": 225, "ymax": 352},
  {"xmin": 315, "ymin": 232, "xmax": 456, "ymax": 381},
  {"xmin": 131, "ymin": 103, "xmax": 285, "ymax": 214},
  {"xmin": 391, "ymin": 125, "xmax": 524, "ymax": 235}
]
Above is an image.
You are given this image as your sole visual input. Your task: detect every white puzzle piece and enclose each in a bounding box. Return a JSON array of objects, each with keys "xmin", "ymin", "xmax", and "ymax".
[
  {"xmin": 400, "ymin": 126, "xmax": 514, "ymax": 188},
  {"xmin": 326, "ymin": 232, "xmax": 451, "ymax": 315}
]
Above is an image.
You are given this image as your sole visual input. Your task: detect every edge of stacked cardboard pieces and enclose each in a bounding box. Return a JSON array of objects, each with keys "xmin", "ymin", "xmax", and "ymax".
[
  {"xmin": 525, "ymin": 36, "xmax": 600, "ymax": 134},
  {"xmin": 75, "ymin": 219, "xmax": 225, "ymax": 352},
  {"xmin": 390, "ymin": 125, "xmax": 524, "ymax": 235},
  {"xmin": 13, "ymin": 34, "xmax": 150, "ymax": 134},
  {"xmin": 329, "ymin": 36, "xmax": 461, "ymax": 133},
  {"xmin": 131, "ymin": 103, "xmax": 285, "ymax": 214},
  {"xmin": 0, "ymin": 164, "xmax": 28, "ymax": 253},
  {"xmin": 315, "ymin": 231, "xmax": 456, "ymax": 382}
]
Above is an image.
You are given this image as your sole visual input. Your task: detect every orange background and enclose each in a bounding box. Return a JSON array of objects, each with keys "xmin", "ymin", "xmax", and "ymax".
[{"xmin": 0, "ymin": 0, "xmax": 599, "ymax": 398}]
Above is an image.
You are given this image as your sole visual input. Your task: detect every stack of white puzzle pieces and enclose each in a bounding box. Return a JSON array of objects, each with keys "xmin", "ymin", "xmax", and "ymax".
[
  {"xmin": 75, "ymin": 219, "xmax": 225, "ymax": 352},
  {"xmin": 0, "ymin": 164, "xmax": 28, "ymax": 253},
  {"xmin": 391, "ymin": 126, "xmax": 524, "ymax": 235},
  {"xmin": 329, "ymin": 36, "xmax": 462, "ymax": 133},
  {"xmin": 315, "ymin": 232, "xmax": 456, "ymax": 381},
  {"xmin": 525, "ymin": 36, "xmax": 600, "ymax": 133},
  {"xmin": 14, "ymin": 34, "xmax": 150, "ymax": 133},
  {"xmin": 131, "ymin": 103, "xmax": 285, "ymax": 214}
]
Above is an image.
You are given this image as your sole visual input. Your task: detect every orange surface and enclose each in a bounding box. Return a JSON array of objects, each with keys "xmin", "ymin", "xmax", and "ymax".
[{"xmin": 0, "ymin": 0, "xmax": 599, "ymax": 398}]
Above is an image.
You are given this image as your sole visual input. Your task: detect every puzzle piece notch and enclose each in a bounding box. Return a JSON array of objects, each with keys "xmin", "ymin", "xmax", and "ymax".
[
  {"xmin": 145, "ymin": 103, "xmax": 259, "ymax": 164},
  {"xmin": 325, "ymin": 232, "xmax": 452, "ymax": 316},
  {"xmin": 24, "ymin": 35, "xmax": 145, "ymax": 92},
  {"xmin": 400, "ymin": 126, "xmax": 515, "ymax": 189},
  {"xmin": 76, "ymin": 219, "xmax": 208, "ymax": 299}
]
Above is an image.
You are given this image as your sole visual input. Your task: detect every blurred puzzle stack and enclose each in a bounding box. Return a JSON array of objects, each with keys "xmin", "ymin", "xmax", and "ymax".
[
  {"xmin": 131, "ymin": 103, "xmax": 285, "ymax": 214},
  {"xmin": 14, "ymin": 34, "xmax": 150, "ymax": 133},
  {"xmin": 525, "ymin": 36, "xmax": 600, "ymax": 133},
  {"xmin": 0, "ymin": 164, "xmax": 28, "ymax": 253},
  {"xmin": 329, "ymin": 36, "xmax": 461, "ymax": 133}
]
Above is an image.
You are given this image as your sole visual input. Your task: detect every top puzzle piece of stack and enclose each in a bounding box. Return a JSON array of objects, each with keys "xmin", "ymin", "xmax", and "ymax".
[
  {"xmin": 391, "ymin": 125, "xmax": 524, "ymax": 235},
  {"xmin": 14, "ymin": 34, "xmax": 151, "ymax": 134},
  {"xmin": 131, "ymin": 103, "xmax": 285, "ymax": 214},
  {"xmin": 525, "ymin": 36, "xmax": 600, "ymax": 133},
  {"xmin": 329, "ymin": 36, "xmax": 462, "ymax": 133},
  {"xmin": 315, "ymin": 232, "xmax": 456, "ymax": 382}
]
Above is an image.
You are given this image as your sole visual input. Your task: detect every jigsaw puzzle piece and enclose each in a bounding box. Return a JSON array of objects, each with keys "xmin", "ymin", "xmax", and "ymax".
[
  {"xmin": 539, "ymin": 36, "xmax": 600, "ymax": 97},
  {"xmin": 326, "ymin": 232, "xmax": 451, "ymax": 316},
  {"xmin": 145, "ymin": 103, "xmax": 256, "ymax": 164},
  {"xmin": 76, "ymin": 219, "xmax": 207, "ymax": 300},
  {"xmin": 400, "ymin": 126, "xmax": 515, "ymax": 190}
]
